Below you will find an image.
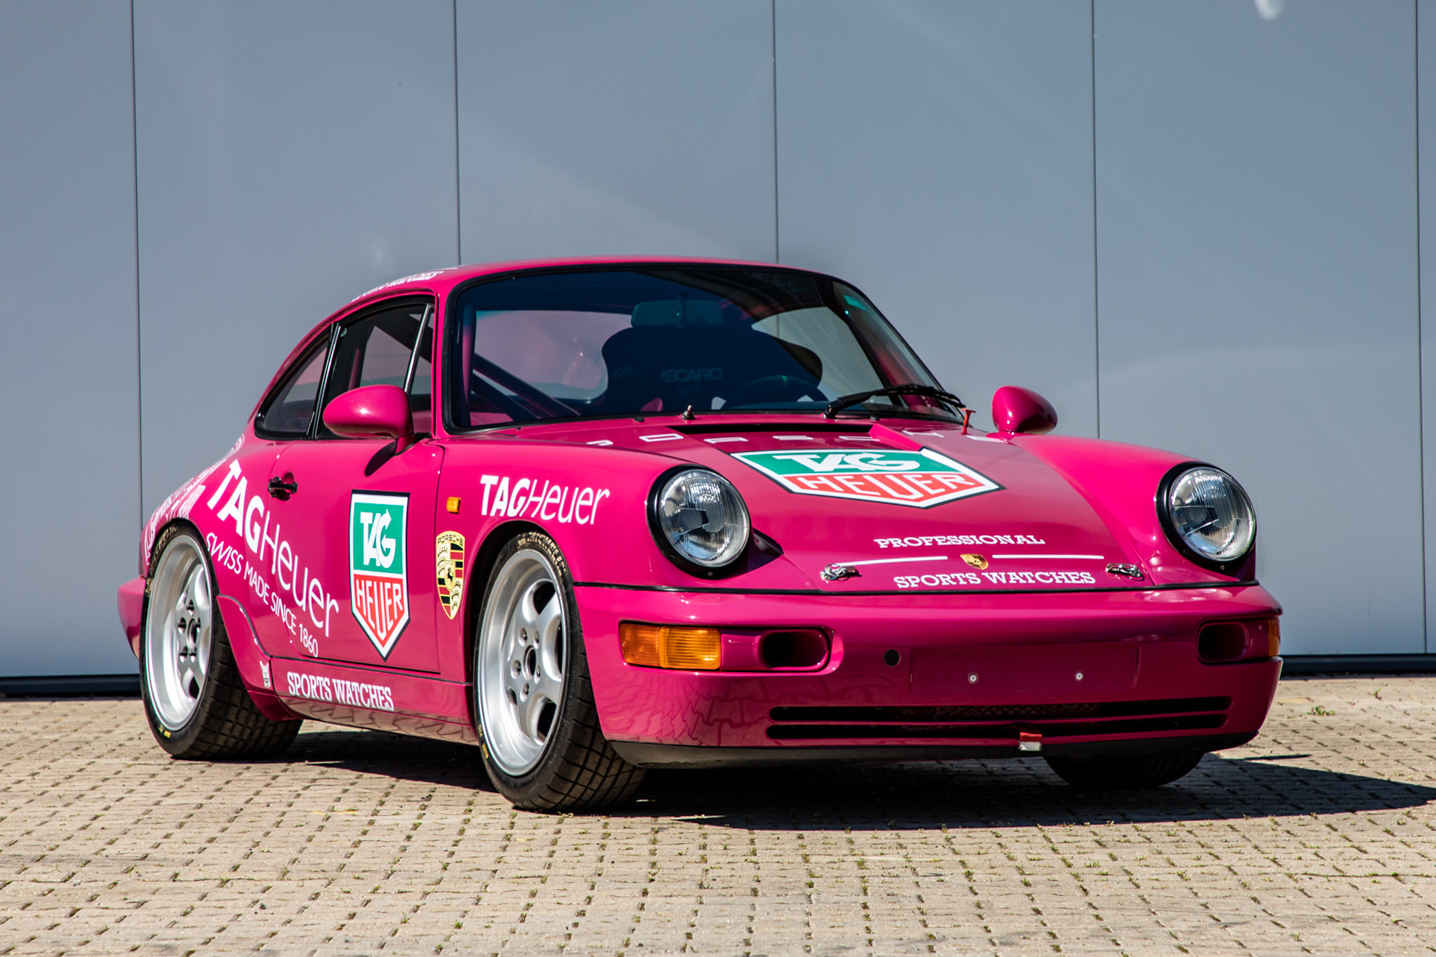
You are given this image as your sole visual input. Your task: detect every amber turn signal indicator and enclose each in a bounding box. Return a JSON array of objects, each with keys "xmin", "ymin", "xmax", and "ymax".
[
  {"xmin": 1267, "ymin": 617, "xmax": 1281, "ymax": 657},
  {"xmin": 620, "ymin": 623, "xmax": 722, "ymax": 671}
]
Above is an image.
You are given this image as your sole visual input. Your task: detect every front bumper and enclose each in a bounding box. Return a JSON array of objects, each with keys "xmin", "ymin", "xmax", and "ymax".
[{"xmin": 579, "ymin": 583, "xmax": 1282, "ymax": 766}]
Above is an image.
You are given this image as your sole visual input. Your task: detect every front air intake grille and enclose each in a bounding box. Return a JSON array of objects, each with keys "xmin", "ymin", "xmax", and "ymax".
[
  {"xmin": 768, "ymin": 713, "xmax": 1225, "ymax": 741},
  {"xmin": 770, "ymin": 696, "xmax": 1229, "ymax": 724},
  {"xmin": 766, "ymin": 696, "xmax": 1231, "ymax": 742}
]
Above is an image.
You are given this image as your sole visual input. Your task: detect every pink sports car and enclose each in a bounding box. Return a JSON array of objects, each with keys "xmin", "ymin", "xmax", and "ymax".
[{"xmin": 118, "ymin": 258, "xmax": 1282, "ymax": 810}]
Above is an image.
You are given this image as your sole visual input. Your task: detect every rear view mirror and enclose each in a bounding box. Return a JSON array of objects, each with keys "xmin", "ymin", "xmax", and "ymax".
[
  {"xmin": 991, "ymin": 385, "xmax": 1057, "ymax": 435},
  {"xmin": 322, "ymin": 385, "xmax": 416, "ymax": 451}
]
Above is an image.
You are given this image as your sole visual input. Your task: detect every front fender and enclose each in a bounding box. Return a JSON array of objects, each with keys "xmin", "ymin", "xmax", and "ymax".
[
  {"xmin": 439, "ymin": 439, "xmax": 816, "ymax": 592},
  {"xmin": 1012, "ymin": 435, "xmax": 1257, "ymax": 585}
]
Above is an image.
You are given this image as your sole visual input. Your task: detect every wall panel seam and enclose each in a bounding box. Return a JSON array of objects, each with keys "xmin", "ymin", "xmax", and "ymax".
[
  {"xmin": 453, "ymin": 0, "xmax": 462, "ymax": 267},
  {"xmin": 771, "ymin": 0, "xmax": 780, "ymax": 263},
  {"xmin": 1090, "ymin": 0, "xmax": 1101, "ymax": 438},
  {"xmin": 1419, "ymin": 0, "xmax": 1429, "ymax": 653},
  {"xmin": 130, "ymin": 0, "xmax": 143, "ymax": 538}
]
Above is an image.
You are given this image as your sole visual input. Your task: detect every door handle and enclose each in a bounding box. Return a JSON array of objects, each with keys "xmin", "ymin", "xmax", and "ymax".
[{"xmin": 268, "ymin": 476, "xmax": 298, "ymax": 500}]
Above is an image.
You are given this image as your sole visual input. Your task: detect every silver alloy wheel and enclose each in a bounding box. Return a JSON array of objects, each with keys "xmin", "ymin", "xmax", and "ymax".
[
  {"xmin": 478, "ymin": 548, "xmax": 567, "ymax": 775},
  {"xmin": 143, "ymin": 534, "xmax": 212, "ymax": 729}
]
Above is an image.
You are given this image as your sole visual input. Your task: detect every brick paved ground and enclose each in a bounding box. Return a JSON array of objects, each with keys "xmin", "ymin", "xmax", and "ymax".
[{"xmin": 3, "ymin": 676, "xmax": 1436, "ymax": 956}]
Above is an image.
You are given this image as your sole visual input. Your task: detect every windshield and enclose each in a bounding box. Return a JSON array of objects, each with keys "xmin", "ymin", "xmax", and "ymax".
[{"xmin": 444, "ymin": 266, "xmax": 950, "ymax": 429}]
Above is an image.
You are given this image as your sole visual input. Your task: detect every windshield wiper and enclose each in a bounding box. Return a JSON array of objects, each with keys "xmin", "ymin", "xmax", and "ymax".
[{"xmin": 823, "ymin": 383, "xmax": 966, "ymax": 419}]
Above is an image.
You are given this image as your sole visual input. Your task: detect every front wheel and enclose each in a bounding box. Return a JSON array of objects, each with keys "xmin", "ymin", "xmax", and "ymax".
[
  {"xmin": 140, "ymin": 525, "xmax": 301, "ymax": 759},
  {"xmin": 474, "ymin": 531, "xmax": 643, "ymax": 811},
  {"xmin": 1043, "ymin": 750, "xmax": 1205, "ymax": 790}
]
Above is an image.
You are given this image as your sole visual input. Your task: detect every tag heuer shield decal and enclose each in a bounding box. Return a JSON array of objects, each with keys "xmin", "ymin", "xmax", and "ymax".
[
  {"xmin": 731, "ymin": 447, "xmax": 1001, "ymax": 508},
  {"xmin": 349, "ymin": 491, "xmax": 410, "ymax": 657},
  {"xmin": 436, "ymin": 531, "xmax": 465, "ymax": 620}
]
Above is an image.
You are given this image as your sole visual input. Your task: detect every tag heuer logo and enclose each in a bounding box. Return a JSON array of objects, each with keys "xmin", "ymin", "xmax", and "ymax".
[
  {"xmin": 436, "ymin": 531, "xmax": 465, "ymax": 620},
  {"xmin": 731, "ymin": 448, "xmax": 1001, "ymax": 508},
  {"xmin": 350, "ymin": 491, "xmax": 409, "ymax": 657}
]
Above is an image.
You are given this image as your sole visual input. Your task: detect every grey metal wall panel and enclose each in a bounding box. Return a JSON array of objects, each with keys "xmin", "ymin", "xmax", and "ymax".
[
  {"xmin": 134, "ymin": 1, "xmax": 458, "ymax": 514},
  {"xmin": 775, "ymin": 0, "xmax": 1098, "ymax": 435},
  {"xmin": 0, "ymin": 1, "xmax": 140, "ymax": 675},
  {"xmin": 456, "ymin": 0, "xmax": 776, "ymax": 263},
  {"xmin": 1095, "ymin": 0, "xmax": 1420, "ymax": 654}
]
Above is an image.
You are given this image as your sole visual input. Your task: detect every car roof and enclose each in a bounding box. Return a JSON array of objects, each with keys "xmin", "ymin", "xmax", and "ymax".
[{"xmin": 345, "ymin": 255, "xmax": 822, "ymax": 308}]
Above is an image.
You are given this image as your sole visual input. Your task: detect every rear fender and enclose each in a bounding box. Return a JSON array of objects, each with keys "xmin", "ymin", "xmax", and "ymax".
[{"xmin": 215, "ymin": 594, "xmax": 300, "ymax": 721}]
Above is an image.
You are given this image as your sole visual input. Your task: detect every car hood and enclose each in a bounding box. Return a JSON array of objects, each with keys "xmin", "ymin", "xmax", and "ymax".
[{"xmin": 520, "ymin": 417, "xmax": 1151, "ymax": 592}]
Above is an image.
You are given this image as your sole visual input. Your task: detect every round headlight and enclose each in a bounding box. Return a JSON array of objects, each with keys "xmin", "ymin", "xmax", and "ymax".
[
  {"xmin": 1162, "ymin": 466, "xmax": 1256, "ymax": 565},
  {"xmin": 652, "ymin": 469, "xmax": 751, "ymax": 570}
]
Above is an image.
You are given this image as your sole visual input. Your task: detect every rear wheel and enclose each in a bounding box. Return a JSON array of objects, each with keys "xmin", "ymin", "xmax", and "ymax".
[
  {"xmin": 474, "ymin": 531, "xmax": 643, "ymax": 811},
  {"xmin": 1044, "ymin": 750, "xmax": 1205, "ymax": 790},
  {"xmin": 140, "ymin": 525, "xmax": 301, "ymax": 759}
]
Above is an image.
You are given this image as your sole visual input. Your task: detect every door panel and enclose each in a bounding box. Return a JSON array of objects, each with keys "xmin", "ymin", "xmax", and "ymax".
[{"xmin": 266, "ymin": 439, "xmax": 444, "ymax": 672}]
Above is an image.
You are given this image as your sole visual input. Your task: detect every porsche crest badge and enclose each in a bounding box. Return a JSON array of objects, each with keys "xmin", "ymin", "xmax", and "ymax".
[
  {"xmin": 961, "ymin": 553, "xmax": 988, "ymax": 570},
  {"xmin": 436, "ymin": 531, "xmax": 465, "ymax": 619}
]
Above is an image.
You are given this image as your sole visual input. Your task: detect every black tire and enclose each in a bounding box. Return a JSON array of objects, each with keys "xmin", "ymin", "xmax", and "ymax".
[
  {"xmin": 473, "ymin": 531, "xmax": 644, "ymax": 811},
  {"xmin": 140, "ymin": 525, "xmax": 302, "ymax": 759},
  {"xmin": 1043, "ymin": 750, "xmax": 1205, "ymax": 790}
]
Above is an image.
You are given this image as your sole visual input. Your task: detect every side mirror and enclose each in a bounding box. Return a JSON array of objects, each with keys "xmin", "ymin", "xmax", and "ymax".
[
  {"xmin": 991, "ymin": 385, "xmax": 1057, "ymax": 435},
  {"xmin": 322, "ymin": 385, "xmax": 416, "ymax": 450}
]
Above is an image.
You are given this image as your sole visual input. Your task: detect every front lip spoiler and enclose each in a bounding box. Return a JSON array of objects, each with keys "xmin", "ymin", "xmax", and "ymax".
[
  {"xmin": 576, "ymin": 579, "xmax": 1261, "ymax": 597},
  {"xmin": 610, "ymin": 732, "xmax": 1258, "ymax": 768}
]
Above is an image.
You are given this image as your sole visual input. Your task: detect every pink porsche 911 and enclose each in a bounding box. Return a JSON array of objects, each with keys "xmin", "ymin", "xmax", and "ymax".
[{"xmin": 118, "ymin": 258, "xmax": 1281, "ymax": 810}]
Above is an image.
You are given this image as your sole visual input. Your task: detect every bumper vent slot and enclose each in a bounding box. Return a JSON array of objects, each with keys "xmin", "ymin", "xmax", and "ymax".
[
  {"xmin": 767, "ymin": 696, "xmax": 1230, "ymax": 742},
  {"xmin": 769, "ymin": 713, "xmax": 1224, "ymax": 741}
]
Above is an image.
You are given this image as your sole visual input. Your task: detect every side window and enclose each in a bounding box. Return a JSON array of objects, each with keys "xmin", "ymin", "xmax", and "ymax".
[
  {"xmin": 318, "ymin": 299, "xmax": 432, "ymax": 438},
  {"xmin": 254, "ymin": 340, "xmax": 329, "ymax": 438}
]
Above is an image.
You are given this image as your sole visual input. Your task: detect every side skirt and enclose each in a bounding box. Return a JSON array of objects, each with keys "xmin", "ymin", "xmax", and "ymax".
[{"xmin": 267, "ymin": 656, "xmax": 479, "ymax": 746}]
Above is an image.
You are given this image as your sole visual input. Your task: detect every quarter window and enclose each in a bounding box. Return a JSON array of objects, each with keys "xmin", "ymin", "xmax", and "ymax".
[{"xmin": 254, "ymin": 341, "xmax": 329, "ymax": 438}]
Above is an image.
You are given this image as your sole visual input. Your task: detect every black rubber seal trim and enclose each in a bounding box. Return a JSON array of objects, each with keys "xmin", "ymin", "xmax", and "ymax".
[
  {"xmin": 0, "ymin": 675, "xmax": 141, "ymax": 698},
  {"xmin": 1282, "ymin": 654, "xmax": 1436, "ymax": 674}
]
